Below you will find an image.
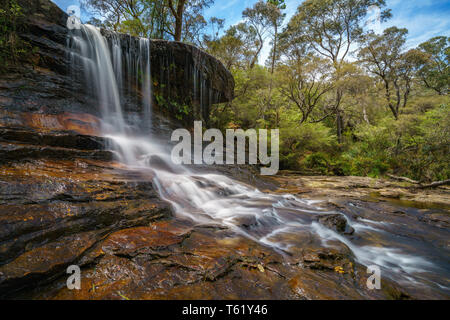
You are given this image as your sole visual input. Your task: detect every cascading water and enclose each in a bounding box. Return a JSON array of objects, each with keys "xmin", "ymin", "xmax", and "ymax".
[
  {"xmin": 111, "ymin": 33, "xmax": 123, "ymax": 94},
  {"xmin": 68, "ymin": 25, "xmax": 449, "ymax": 295},
  {"xmin": 68, "ymin": 24, "xmax": 125, "ymax": 133},
  {"xmin": 68, "ymin": 25, "xmax": 153, "ymax": 133}
]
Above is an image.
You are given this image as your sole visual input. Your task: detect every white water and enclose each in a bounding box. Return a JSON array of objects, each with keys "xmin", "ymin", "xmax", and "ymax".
[
  {"xmin": 68, "ymin": 25, "xmax": 447, "ymax": 291},
  {"xmin": 139, "ymin": 38, "xmax": 152, "ymax": 122},
  {"xmin": 68, "ymin": 25, "xmax": 125, "ymax": 132}
]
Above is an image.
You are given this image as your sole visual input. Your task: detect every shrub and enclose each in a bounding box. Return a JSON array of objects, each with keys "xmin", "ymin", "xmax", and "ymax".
[{"xmin": 0, "ymin": 0, "xmax": 31, "ymax": 71}]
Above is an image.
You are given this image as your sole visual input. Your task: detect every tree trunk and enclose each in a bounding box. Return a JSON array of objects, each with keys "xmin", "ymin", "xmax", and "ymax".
[
  {"xmin": 336, "ymin": 109, "xmax": 343, "ymax": 144},
  {"xmin": 249, "ymin": 42, "xmax": 263, "ymax": 69},
  {"xmin": 174, "ymin": 19, "xmax": 182, "ymax": 41},
  {"xmin": 362, "ymin": 106, "xmax": 370, "ymax": 124},
  {"xmin": 271, "ymin": 25, "xmax": 278, "ymax": 74},
  {"xmin": 418, "ymin": 180, "xmax": 450, "ymax": 189},
  {"xmin": 168, "ymin": 0, "xmax": 186, "ymax": 42}
]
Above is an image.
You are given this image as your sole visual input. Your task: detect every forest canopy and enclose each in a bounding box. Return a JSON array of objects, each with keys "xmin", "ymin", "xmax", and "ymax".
[{"xmin": 81, "ymin": 0, "xmax": 449, "ymax": 182}]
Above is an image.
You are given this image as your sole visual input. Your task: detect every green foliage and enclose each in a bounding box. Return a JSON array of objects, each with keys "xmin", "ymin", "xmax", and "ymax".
[
  {"xmin": 334, "ymin": 100, "xmax": 450, "ymax": 180},
  {"xmin": 0, "ymin": 0, "xmax": 31, "ymax": 71},
  {"xmin": 208, "ymin": 26, "xmax": 448, "ymax": 182},
  {"xmin": 82, "ymin": 0, "xmax": 217, "ymax": 44},
  {"xmin": 155, "ymin": 90, "xmax": 191, "ymax": 121},
  {"xmin": 288, "ymin": 0, "xmax": 391, "ymax": 66},
  {"xmin": 267, "ymin": 0, "xmax": 286, "ymax": 10},
  {"xmin": 302, "ymin": 152, "xmax": 332, "ymax": 175},
  {"xmin": 416, "ymin": 36, "xmax": 450, "ymax": 95}
]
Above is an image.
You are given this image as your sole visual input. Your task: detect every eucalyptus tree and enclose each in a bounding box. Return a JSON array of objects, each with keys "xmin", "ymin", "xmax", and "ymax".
[
  {"xmin": 164, "ymin": 0, "xmax": 186, "ymax": 41},
  {"xmin": 279, "ymin": 55, "xmax": 335, "ymax": 125},
  {"xmin": 358, "ymin": 27, "xmax": 421, "ymax": 120},
  {"xmin": 81, "ymin": 0, "xmax": 152, "ymax": 35},
  {"xmin": 242, "ymin": 1, "xmax": 273, "ymax": 69},
  {"xmin": 417, "ymin": 36, "xmax": 449, "ymax": 95},
  {"xmin": 206, "ymin": 23, "xmax": 261, "ymax": 70}
]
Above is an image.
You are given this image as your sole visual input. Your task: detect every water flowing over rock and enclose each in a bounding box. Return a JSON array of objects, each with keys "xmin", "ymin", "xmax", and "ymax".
[
  {"xmin": 0, "ymin": 0, "xmax": 449, "ymax": 300},
  {"xmin": 2, "ymin": 0, "xmax": 234, "ymax": 128}
]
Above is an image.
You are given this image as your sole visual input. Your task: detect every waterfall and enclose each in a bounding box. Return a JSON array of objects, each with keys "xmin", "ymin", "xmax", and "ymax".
[
  {"xmin": 68, "ymin": 25, "xmax": 125, "ymax": 133},
  {"xmin": 67, "ymin": 24, "xmax": 447, "ymax": 292},
  {"xmin": 111, "ymin": 33, "xmax": 123, "ymax": 95},
  {"xmin": 139, "ymin": 38, "xmax": 152, "ymax": 122},
  {"xmin": 69, "ymin": 25, "xmax": 153, "ymax": 132}
]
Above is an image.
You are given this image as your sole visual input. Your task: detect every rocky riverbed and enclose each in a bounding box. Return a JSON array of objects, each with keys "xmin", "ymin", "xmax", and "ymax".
[
  {"xmin": 0, "ymin": 124, "xmax": 448, "ymax": 299},
  {"xmin": 268, "ymin": 174, "xmax": 450, "ymax": 211}
]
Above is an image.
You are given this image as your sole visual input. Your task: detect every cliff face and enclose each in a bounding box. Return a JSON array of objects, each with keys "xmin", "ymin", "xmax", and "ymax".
[{"xmin": 1, "ymin": 0, "xmax": 234, "ymax": 128}]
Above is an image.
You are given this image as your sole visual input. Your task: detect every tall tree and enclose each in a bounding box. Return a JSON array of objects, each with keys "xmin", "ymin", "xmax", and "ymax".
[
  {"xmin": 358, "ymin": 27, "xmax": 419, "ymax": 120},
  {"xmin": 279, "ymin": 55, "xmax": 334, "ymax": 124},
  {"xmin": 166, "ymin": 0, "xmax": 186, "ymax": 41},
  {"xmin": 284, "ymin": 0, "xmax": 391, "ymax": 142},
  {"xmin": 266, "ymin": 0, "xmax": 286, "ymax": 74},
  {"xmin": 206, "ymin": 23, "xmax": 260, "ymax": 70},
  {"xmin": 242, "ymin": 1, "xmax": 273, "ymax": 69},
  {"xmin": 417, "ymin": 36, "xmax": 450, "ymax": 95},
  {"xmin": 82, "ymin": 0, "xmax": 216, "ymax": 42}
]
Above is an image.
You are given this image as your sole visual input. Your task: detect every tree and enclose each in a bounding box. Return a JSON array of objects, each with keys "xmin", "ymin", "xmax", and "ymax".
[
  {"xmin": 242, "ymin": 1, "xmax": 273, "ymax": 69},
  {"xmin": 0, "ymin": 0, "xmax": 31, "ymax": 70},
  {"xmin": 279, "ymin": 55, "xmax": 334, "ymax": 124},
  {"xmin": 266, "ymin": 0, "xmax": 286, "ymax": 74},
  {"xmin": 358, "ymin": 27, "xmax": 419, "ymax": 120},
  {"xmin": 288, "ymin": 0, "xmax": 391, "ymax": 67},
  {"xmin": 82, "ymin": 0, "xmax": 216, "ymax": 42},
  {"xmin": 206, "ymin": 22, "xmax": 265, "ymax": 70},
  {"xmin": 417, "ymin": 36, "xmax": 449, "ymax": 95},
  {"xmin": 81, "ymin": 0, "xmax": 147, "ymax": 35},
  {"xmin": 284, "ymin": 0, "xmax": 391, "ymax": 142},
  {"xmin": 201, "ymin": 17, "xmax": 224, "ymax": 44},
  {"xmin": 166, "ymin": 0, "xmax": 186, "ymax": 41}
]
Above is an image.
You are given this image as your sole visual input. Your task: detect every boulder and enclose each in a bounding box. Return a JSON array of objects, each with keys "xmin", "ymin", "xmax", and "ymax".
[{"xmin": 315, "ymin": 213, "xmax": 355, "ymax": 235}]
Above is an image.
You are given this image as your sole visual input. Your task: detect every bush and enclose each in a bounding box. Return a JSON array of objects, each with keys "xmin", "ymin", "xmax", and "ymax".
[
  {"xmin": 278, "ymin": 119, "xmax": 335, "ymax": 171},
  {"xmin": 302, "ymin": 152, "xmax": 331, "ymax": 174},
  {"xmin": 0, "ymin": 0, "xmax": 31, "ymax": 72}
]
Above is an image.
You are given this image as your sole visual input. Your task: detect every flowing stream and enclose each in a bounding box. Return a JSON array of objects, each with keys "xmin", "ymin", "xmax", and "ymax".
[{"xmin": 68, "ymin": 25, "xmax": 450, "ymax": 296}]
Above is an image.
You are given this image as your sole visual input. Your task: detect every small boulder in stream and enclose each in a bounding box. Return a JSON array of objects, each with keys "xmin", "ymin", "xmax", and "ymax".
[{"xmin": 315, "ymin": 214, "xmax": 355, "ymax": 235}]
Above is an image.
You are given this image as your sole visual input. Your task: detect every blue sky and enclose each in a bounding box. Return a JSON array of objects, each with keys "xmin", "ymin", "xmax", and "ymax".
[{"xmin": 53, "ymin": 0, "xmax": 450, "ymax": 62}]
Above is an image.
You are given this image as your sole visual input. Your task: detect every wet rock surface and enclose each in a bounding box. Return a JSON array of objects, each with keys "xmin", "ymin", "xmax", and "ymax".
[
  {"xmin": 0, "ymin": 127, "xmax": 172, "ymax": 297},
  {"xmin": 315, "ymin": 214, "xmax": 355, "ymax": 235},
  {"xmin": 0, "ymin": 0, "xmax": 448, "ymax": 301},
  {"xmin": 0, "ymin": 125, "xmax": 449, "ymax": 299},
  {"xmin": 3, "ymin": 0, "xmax": 234, "ymax": 126},
  {"xmin": 14, "ymin": 222, "xmax": 412, "ymax": 300}
]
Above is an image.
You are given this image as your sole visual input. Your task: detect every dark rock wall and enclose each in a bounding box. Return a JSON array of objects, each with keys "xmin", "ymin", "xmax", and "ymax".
[{"xmin": 99, "ymin": 31, "xmax": 235, "ymax": 124}]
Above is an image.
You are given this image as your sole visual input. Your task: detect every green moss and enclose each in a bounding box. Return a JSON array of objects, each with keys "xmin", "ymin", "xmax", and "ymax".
[{"xmin": 0, "ymin": 0, "xmax": 33, "ymax": 72}]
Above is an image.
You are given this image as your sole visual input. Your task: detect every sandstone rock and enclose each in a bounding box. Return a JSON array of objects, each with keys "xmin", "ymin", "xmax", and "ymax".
[
  {"xmin": 315, "ymin": 213, "xmax": 355, "ymax": 235},
  {"xmin": 0, "ymin": 159, "xmax": 171, "ymax": 271},
  {"xmin": 0, "ymin": 231, "xmax": 99, "ymax": 296}
]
